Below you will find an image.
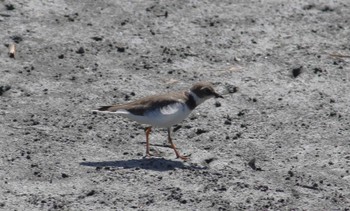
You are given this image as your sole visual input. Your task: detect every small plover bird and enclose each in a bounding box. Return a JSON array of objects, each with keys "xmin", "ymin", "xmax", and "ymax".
[{"xmin": 93, "ymin": 82, "xmax": 223, "ymax": 160}]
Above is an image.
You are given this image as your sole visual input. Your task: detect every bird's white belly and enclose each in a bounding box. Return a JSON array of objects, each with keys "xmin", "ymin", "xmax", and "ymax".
[{"xmin": 119, "ymin": 103, "xmax": 192, "ymax": 128}]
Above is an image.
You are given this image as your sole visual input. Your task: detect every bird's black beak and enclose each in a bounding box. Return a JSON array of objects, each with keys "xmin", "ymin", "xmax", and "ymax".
[{"xmin": 214, "ymin": 92, "xmax": 224, "ymax": 98}]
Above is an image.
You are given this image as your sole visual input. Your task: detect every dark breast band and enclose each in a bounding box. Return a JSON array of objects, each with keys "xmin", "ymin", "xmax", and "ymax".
[{"xmin": 186, "ymin": 92, "xmax": 197, "ymax": 110}]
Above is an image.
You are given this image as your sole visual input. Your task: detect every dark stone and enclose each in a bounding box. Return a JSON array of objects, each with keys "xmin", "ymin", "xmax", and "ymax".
[
  {"xmin": 10, "ymin": 35, "xmax": 23, "ymax": 43},
  {"xmin": 0, "ymin": 85, "xmax": 11, "ymax": 96},
  {"xmin": 5, "ymin": 4, "xmax": 15, "ymax": 10},
  {"xmin": 62, "ymin": 173, "xmax": 69, "ymax": 178},
  {"xmin": 86, "ymin": 190, "xmax": 96, "ymax": 196},
  {"xmin": 292, "ymin": 66, "xmax": 302, "ymax": 78},
  {"xmin": 91, "ymin": 36, "xmax": 103, "ymax": 41},
  {"xmin": 76, "ymin": 47, "xmax": 85, "ymax": 54},
  {"xmin": 205, "ymin": 158, "xmax": 215, "ymax": 164},
  {"xmin": 195, "ymin": 128, "xmax": 207, "ymax": 135},
  {"xmin": 117, "ymin": 46, "xmax": 125, "ymax": 52}
]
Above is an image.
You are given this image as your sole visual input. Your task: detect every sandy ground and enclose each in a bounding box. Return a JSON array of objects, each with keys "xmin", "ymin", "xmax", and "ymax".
[{"xmin": 1, "ymin": 0, "xmax": 350, "ymax": 210}]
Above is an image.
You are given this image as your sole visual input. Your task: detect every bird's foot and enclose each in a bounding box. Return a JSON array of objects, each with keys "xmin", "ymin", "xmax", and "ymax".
[
  {"xmin": 144, "ymin": 153, "xmax": 154, "ymax": 159},
  {"xmin": 177, "ymin": 154, "xmax": 190, "ymax": 161},
  {"xmin": 144, "ymin": 149, "xmax": 162, "ymax": 159}
]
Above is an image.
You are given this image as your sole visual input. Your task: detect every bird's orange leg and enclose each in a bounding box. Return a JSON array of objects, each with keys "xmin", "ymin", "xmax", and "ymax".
[
  {"xmin": 167, "ymin": 128, "xmax": 188, "ymax": 160},
  {"xmin": 145, "ymin": 126, "xmax": 152, "ymax": 157}
]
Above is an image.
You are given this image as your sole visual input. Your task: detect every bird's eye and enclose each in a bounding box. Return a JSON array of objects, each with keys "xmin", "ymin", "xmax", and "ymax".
[{"xmin": 203, "ymin": 88, "xmax": 211, "ymax": 94}]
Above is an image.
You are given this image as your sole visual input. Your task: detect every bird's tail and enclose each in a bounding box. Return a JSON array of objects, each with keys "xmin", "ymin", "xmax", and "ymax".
[
  {"xmin": 92, "ymin": 106, "xmax": 128, "ymax": 114},
  {"xmin": 95, "ymin": 106, "xmax": 113, "ymax": 111},
  {"xmin": 92, "ymin": 106, "xmax": 116, "ymax": 113}
]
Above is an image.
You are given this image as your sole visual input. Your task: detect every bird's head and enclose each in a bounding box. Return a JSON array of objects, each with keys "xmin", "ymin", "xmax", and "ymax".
[{"xmin": 190, "ymin": 82, "xmax": 223, "ymax": 105}]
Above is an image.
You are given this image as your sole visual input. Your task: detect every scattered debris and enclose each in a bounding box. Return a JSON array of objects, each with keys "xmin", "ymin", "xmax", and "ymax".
[
  {"xmin": 248, "ymin": 158, "xmax": 257, "ymax": 170},
  {"xmin": 248, "ymin": 158, "xmax": 262, "ymax": 171},
  {"xmin": 225, "ymin": 84, "xmax": 238, "ymax": 94},
  {"xmin": 8, "ymin": 43, "xmax": 15, "ymax": 58},
  {"xmin": 0, "ymin": 85, "xmax": 11, "ymax": 96},
  {"xmin": 329, "ymin": 53, "xmax": 350, "ymax": 58}
]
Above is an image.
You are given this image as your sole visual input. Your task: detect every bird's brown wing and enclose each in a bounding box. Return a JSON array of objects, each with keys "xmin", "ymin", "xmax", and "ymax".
[{"xmin": 95, "ymin": 91, "xmax": 189, "ymax": 116}]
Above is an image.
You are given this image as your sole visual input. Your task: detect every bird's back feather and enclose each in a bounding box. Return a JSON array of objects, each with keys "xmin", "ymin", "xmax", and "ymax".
[{"xmin": 95, "ymin": 91, "xmax": 190, "ymax": 116}]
